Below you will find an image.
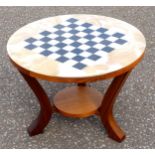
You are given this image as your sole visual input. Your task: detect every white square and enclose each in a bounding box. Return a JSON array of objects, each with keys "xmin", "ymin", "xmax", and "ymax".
[
  {"xmin": 91, "ymin": 31, "xmax": 101, "ymax": 36},
  {"xmin": 47, "ymin": 27, "xmax": 57, "ymax": 33},
  {"xmin": 89, "ymin": 25, "xmax": 98, "ymax": 31},
  {"xmin": 48, "ymin": 53, "xmax": 60, "ymax": 60},
  {"xmin": 33, "ymin": 47, "xmax": 44, "ymax": 54},
  {"xmin": 48, "ymin": 33, "xmax": 59, "ymax": 39},
  {"xmin": 76, "ymin": 31, "xmax": 87, "ymax": 37},
  {"xmin": 94, "ymin": 50, "xmax": 105, "ymax": 57},
  {"xmin": 48, "ymin": 46, "xmax": 60, "ymax": 52},
  {"xmin": 64, "ymin": 52, "xmax": 76, "ymax": 59},
  {"xmin": 74, "ymin": 20, "xmax": 84, "ymax": 25},
  {"xmin": 92, "ymin": 37, "xmax": 103, "ymax": 43},
  {"xmin": 33, "ymin": 41, "xmax": 44, "ymax": 46},
  {"xmin": 78, "ymin": 38, "xmax": 89, "ymax": 44},
  {"xmin": 62, "ymin": 21, "xmax": 71, "ymax": 26},
  {"xmin": 95, "ymin": 50, "xmax": 108, "ymax": 58},
  {"xmin": 62, "ymin": 39, "xmax": 74, "ymax": 45},
  {"xmin": 107, "ymin": 36, "xmax": 118, "ymax": 42},
  {"xmin": 121, "ymin": 35, "xmax": 129, "ymax": 41},
  {"xmin": 94, "ymin": 55, "xmax": 108, "ymax": 64},
  {"xmin": 48, "ymin": 40, "xmax": 59, "ymax": 45},
  {"xmin": 63, "ymin": 45, "xmax": 75, "ymax": 51},
  {"xmin": 35, "ymin": 34, "xmax": 44, "ymax": 40},
  {"xmin": 75, "ymin": 26, "xmax": 86, "ymax": 31},
  {"xmin": 63, "ymin": 59, "xmax": 77, "ymax": 66},
  {"xmin": 81, "ymin": 58, "xmax": 95, "ymax": 66},
  {"xmin": 62, "ymin": 33, "xmax": 73, "ymax": 38},
  {"xmin": 105, "ymin": 30, "xmax": 116, "ymax": 35},
  {"xmin": 94, "ymin": 43, "xmax": 105, "ymax": 49},
  {"xmin": 109, "ymin": 43, "xmax": 122, "ymax": 49},
  {"xmin": 105, "ymin": 28, "xmax": 122, "ymax": 35},
  {"xmin": 62, "ymin": 27, "xmax": 72, "ymax": 32},
  {"xmin": 79, "ymin": 51, "xmax": 91, "ymax": 57},
  {"xmin": 79, "ymin": 44, "xmax": 90, "ymax": 50},
  {"xmin": 22, "ymin": 41, "xmax": 29, "ymax": 47}
]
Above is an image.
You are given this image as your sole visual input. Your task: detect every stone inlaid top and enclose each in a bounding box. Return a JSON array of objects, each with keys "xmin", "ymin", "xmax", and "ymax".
[{"xmin": 7, "ymin": 14, "xmax": 146, "ymax": 80}]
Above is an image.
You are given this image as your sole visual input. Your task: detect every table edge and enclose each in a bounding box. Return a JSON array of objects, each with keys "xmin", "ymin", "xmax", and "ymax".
[{"xmin": 8, "ymin": 51, "xmax": 145, "ymax": 83}]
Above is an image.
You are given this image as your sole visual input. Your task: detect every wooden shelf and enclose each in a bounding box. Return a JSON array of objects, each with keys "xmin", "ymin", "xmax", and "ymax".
[{"xmin": 54, "ymin": 86, "xmax": 103, "ymax": 118}]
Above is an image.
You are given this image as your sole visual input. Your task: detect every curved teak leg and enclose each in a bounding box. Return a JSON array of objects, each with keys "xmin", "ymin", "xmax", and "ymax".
[
  {"xmin": 77, "ymin": 83, "xmax": 86, "ymax": 86},
  {"xmin": 99, "ymin": 71, "xmax": 131, "ymax": 142},
  {"xmin": 19, "ymin": 71, "xmax": 53, "ymax": 136}
]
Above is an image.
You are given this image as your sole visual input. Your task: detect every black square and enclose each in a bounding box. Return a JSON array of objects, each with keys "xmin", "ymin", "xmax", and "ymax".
[
  {"xmin": 68, "ymin": 23, "xmax": 78, "ymax": 29},
  {"xmin": 55, "ymin": 42, "xmax": 67, "ymax": 48},
  {"xmin": 40, "ymin": 50, "xmax": 52, "ymax": 56},
  {"xmin": 55, "ymin": 30, "xmax": 65, "ymax": 35},
  {"xmin": 40, "ymin": 37, "xmax": 51, "ymax": 42},
  {"xmin": 56, "ymin": 50, "xmax": 68, "ymax": 55},
  {"xmin": 73, "ymin": 63, "xmax": 87, "ymax": 70},
  {"xmin": 72, "ymin": 48, "xmax": 83, "ymax": 54},
  {"xmin": 72, "ymin": 55, "xmax": 85, "ymax": 62},
  {"xmin": 100, "ymin": 40, "xmax": 112, "ymax": 46},
  {"xmin": 84, "ymin": 34, "xmax": 94, "ymax": 40},
  {"xmin": 99, "ymin": 33, "xmax": 109, "ymax": 39},
  {"xmin": 25, "ymin": 37, "xmax": 37, "ymax": 43},
  {"xmin": 85, "ymin": 41, "xmax": 96, "ymax": 46},
  {"xmin": 87, "ymin": 47, "xmax": 98, "ymax": 53},
  {"xmin": 70, "ymin": 35, "xmax": 80, "ymax": 41},
  {"xmin": 115, "ymin": 39, "xmax": 127, "ymax": 45},
  {"xmin": 83, "ymin": 29, "xmax": 94, "ymax": 34},
  {"xmin": 113, "ymin": 32, "xmax": 124, "ymax": 38},
  {"xmin": 55, "ymin": 36, "xmax": 66, "ymax": 42},
  {"xmin": 96, "ymin": 27, "xmax": 108, "ymax": 33},
  {"xmin": 88, "ymin": 54, "xmax": 101, "ymax": 61},
  {"xmin": 71, "ymin": 42, "xmax": 82, "ymax": 47},
  {"xmin": 69, "ymin": 29, "xmax": 79, "ymax": 34},
  {"xmin": 25, "ymin": 44, "xmax": 37, "ymax": 50},
  {"xmin": 102, "ymin": 46, "xmax": 114, "ymax": 53},
  {"xmin": 67, "ymin": 18, "xmax": 78, "ymax": 23},
  {"xmin": 54, "ymin": 24, "xmax": 65, "ymax": 29},
  {"xmin": 81, "ymin": 23, "xmax": 92, "ymax": 28},
  {"xmin": 56, "ymin": 56, "xmax": 69, "ymax": 63},
  {"xmin": 40, "ymin": 43, "xmax": 52, "ymax": 49},
  {"xmin": 40, "ymin": 31, "xmax": 51, "ymax": 36}
]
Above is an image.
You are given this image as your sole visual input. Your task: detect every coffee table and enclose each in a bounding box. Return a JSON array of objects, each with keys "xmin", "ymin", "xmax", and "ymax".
[{"xmin": 7, "ymin": 14, "xmax": 146, "ymax": 142}]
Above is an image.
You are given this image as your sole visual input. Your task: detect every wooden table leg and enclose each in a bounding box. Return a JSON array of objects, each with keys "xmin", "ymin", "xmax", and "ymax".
[
  {"xmin": 19, "ymin": 71, "xmax": 53, "ymax": 136},
  {"xmin": 77, "ymin": 83, "xmax": 86, "ymax": 86},
  {"xmin": 99, "ymin": 71, "xmax": 131, "ymax": 142}
]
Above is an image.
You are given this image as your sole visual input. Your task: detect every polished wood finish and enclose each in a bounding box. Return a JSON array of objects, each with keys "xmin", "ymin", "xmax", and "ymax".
[
  {"xmin": 17, "ymin": 68, "xmax": 131, "ymax": 142},
  {"xmin": 99, "ymin": 71, "xmax": 131, "ymax": 142},
  {"xmin": 54, "ymin": 86, "xmax": 102, "ymax": 118},
  {"xmin": 19, "ymin": 71, "xmax": 53, "ymax": 136}
]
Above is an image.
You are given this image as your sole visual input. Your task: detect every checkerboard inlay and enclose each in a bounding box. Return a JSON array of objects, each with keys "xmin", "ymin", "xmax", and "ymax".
[{"xmin": 24, "ymin": 18, "xmax": 128, "ymax": 70}]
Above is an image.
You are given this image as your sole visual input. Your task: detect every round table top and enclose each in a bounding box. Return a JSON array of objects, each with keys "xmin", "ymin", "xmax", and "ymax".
[{"xmin": 7, "ymin": 14, "xmax": 146, "ymax": 82}]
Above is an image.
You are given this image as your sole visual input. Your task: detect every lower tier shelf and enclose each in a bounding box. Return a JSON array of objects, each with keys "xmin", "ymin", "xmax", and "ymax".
[{"xmin": 54, "ymin": 86, "xmax": 103, "ymax": 118}]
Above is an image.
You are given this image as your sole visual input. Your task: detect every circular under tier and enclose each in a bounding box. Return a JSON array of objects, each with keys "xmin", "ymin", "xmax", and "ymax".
[{"xmin": 54, "ymin": 86, "xmax": 103, "ymax": 118}]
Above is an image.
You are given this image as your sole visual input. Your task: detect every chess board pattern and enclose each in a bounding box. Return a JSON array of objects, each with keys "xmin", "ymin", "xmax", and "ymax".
[{"xmin": 24, "ymin": 18, "xmax": 127, "ymax": 70}]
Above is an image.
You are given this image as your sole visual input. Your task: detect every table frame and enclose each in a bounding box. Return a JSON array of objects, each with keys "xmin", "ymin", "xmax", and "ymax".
[{"xmin": 19, "ymin": 69, "xmax": 130, "ymax": 142}]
